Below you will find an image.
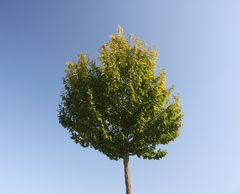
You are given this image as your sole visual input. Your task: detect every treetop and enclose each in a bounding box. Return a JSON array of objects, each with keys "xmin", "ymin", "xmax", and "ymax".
[{"xmin": 58, "ymin": 26, "xmax": 183, "ymax": 160}]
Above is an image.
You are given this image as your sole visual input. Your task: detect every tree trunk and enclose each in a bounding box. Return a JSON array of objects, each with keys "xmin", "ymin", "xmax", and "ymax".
[{"xmin": 123, "ymin": 153, "xmax": 132, "ymax": 194}]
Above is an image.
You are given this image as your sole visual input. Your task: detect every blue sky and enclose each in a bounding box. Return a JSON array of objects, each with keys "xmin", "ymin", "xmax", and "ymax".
[{"xmin": 0, "ymin": 0, "xmax": 240, "ymax": 194}]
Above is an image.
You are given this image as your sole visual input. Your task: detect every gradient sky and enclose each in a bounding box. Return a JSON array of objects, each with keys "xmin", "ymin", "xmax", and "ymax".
[{"xmin": 0, "ymin": 1, "xmax": 240, "ymax": 194}]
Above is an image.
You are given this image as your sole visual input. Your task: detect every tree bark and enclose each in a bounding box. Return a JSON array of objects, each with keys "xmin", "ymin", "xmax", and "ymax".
[{"xmin": 123, "ymin": 153, "xmax": 132, "ymax": 194}]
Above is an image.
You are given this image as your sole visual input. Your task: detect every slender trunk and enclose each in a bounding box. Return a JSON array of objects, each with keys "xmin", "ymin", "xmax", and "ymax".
[{"xmin": 123, "ymin": 153, "xmax": 132, "ymax": 194}]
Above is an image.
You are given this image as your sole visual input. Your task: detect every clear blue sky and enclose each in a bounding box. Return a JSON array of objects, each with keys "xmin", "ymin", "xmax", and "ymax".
[{"xmin": 0, "ymin": 0, "xmax": 239, "ymax": 194}]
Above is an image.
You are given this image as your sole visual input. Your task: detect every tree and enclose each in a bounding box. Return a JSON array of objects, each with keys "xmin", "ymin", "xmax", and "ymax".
[{"xmin": 58, "ymin": 26, "xmax": 183, "ymax": 194}]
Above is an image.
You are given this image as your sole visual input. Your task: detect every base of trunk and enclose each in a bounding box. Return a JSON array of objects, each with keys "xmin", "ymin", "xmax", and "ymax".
[{"xmin": 123, "ymin": 154, "xmax": 131, "ymax": 194}]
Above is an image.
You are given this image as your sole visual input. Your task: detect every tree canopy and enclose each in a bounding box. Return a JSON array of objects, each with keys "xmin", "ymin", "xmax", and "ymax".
[{"xmin": 58, "ymin": 26, "xmax": 183, "ymax": 161}]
